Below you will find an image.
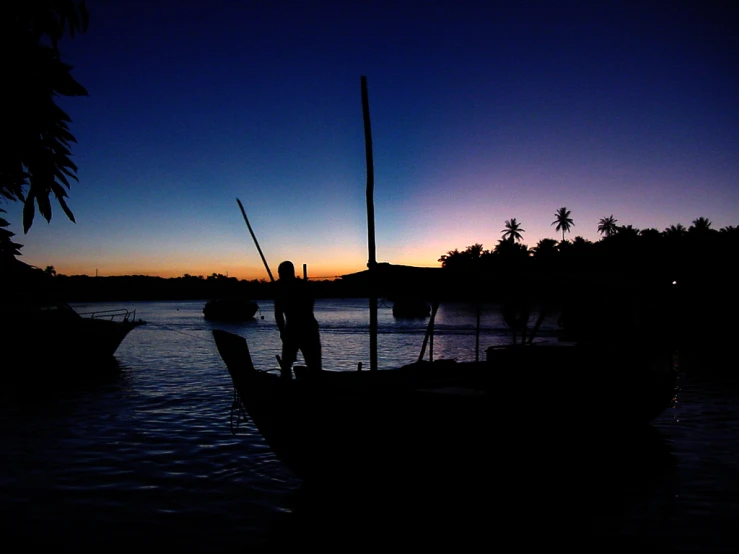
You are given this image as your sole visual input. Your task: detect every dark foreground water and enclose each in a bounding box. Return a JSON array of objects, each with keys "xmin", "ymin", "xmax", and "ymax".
[{"xmin": 1, "ymin": 299, "xmax": 738, "ymax": 552}]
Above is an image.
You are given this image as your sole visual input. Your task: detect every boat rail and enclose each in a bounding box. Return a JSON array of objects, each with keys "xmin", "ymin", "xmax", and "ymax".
[{"xmin": 76, "ymin": 308, "xmax": 140, "ymax": 323}]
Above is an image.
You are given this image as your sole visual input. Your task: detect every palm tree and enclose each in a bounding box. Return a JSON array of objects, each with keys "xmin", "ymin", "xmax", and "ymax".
[
  {"xmin": 663, "ymin": 223, "xmax": 687, "ymax": 239},
  {"xmin": 552, "ymin": 207, "xmax": 574, "ymax": 241},
  {"xmin": 616, "ymin": 224, "xmax": 640, "ymax": 239},
  {"xmin": 571, "ymin": 236, "xmax": 593, "ymax": 249},
  {"xmin": 639, "ymin": 228, "xmax": 661, "ymax": 239},
  {"xmin": 438, "ymin": 248, "xmax": 461, "ymax": 268},
  {"xmin": 438, "ymin": 244, "xmax": 488, "ymax": 270},
  {"xmin": 689, "ymin": 217, "xmax": 713, "ymax": 234},
  {"xmin": 44, "ymin": 265, "xmax": 56, "ymax": 277},
  {"xmin": 493, "ymin": 238, "xmax": 529, "ymax": 257},
  {"xmin": 463, "ymin": 243, "xmax": 485, "ymax": 259},
  {"xmin": 501, "ymin": 218, "xmax": 525, "ymax": 242},
  {"xmin": 532, "ymin": 238, "xmax": 558, "ymax": 259},
  {"xmin": 597, "ymin": 215, "xmax": 618, "ymax": 237}
]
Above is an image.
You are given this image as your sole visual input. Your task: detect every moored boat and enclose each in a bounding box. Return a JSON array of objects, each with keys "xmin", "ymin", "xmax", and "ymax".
[
  {"xmin": 212, "ymin": 77, "xmax": 677, "ymax": 482},
  {"xmin": 203, "ymin": 297, "xmax": 259, "ymax": 321},
  {"xmin": 391, "ymin": 296, "xmax": 431, "ymax": 318},
  {"xmin": 1, "ymin": 258, "xmax": 145, "ymax": 373},
  {"xmin": 6, "ymin": 302, "xmax": 145, "ymax": 370},
  {"xmin": 213, "ymin": 328, "xmax": 489, "ymax": 480},
  {"xmin": 213, "ymin": 328, "xmax": 676, "ymax": 481}
]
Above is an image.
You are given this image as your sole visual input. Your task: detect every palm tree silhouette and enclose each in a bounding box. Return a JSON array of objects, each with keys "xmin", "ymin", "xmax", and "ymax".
[
  {"xmin": 532, "ymin": 238, "xmax": 558, "ymax": 259},
  {"xmin": 501, "ymin": 218, "xmax": 525, "ymax": 242},
  {"xmin": 552, "ymin": 207, "xmax": 574, "ymax": 241},
  {"xmin": 597, "ymin": 215, "xmax": 618, "ymax": 237},
  {"xmin": 663, "ymin": 223, "xmax": 687, "ymax": 239},
  {"xmin": 689, "ymin": 217, "xmax": 713, "ymax": 234},
  {"xmin": 617, "ymin": 224, "xmax": 640, "ymax": 239}
]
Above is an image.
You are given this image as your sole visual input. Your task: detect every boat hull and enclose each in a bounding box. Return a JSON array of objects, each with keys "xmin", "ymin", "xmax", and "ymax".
[
  {"xmin": 5, "ymin": 312, "xmax": 143, "ymax": 374},
  {"xmin": 213, "ymin": 330, "xmax": 676, "ymax": 481},
  {"xmin": 485, "ymin": 343, "xmax": 678, "ymax": 429},
  {"xmin": 203, "ymin": 298, "xmax": 259, "ymax": 322}
]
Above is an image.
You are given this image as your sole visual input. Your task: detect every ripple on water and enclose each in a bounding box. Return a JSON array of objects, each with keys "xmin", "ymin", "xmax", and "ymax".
[{"xmin": 3, "ymin": 301, "xmax": 739, "ymax": 552}]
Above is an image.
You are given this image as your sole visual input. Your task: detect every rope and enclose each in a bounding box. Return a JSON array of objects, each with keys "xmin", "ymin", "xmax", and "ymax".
[
  {"xmin": 139, "ymin": 322, "xmax": 209, "ymax": 342},
  {"xmin": 144, "ymin": 322, "xmax": 285, "ymax": 432},
  {"xmin": 230, "ymin": 386, "xmax": 249, "ymax": 434}
]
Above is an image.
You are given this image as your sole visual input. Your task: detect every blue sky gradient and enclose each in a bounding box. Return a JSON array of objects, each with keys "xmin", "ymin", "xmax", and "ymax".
[{"xmin": 6, "ymin": 0, "xmax": 738, "ymax": 279}]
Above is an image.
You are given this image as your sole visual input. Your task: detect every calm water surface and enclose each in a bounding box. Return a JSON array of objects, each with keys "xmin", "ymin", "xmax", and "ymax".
[{"xmin": 1, "ymin": 299, "xmax": 738, "ymax": 551}]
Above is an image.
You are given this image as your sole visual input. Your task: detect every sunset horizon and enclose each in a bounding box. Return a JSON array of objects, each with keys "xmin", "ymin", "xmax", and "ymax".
[{"xmin": 4, "ymin": 0, "xmax": 736, "ymax": 284}]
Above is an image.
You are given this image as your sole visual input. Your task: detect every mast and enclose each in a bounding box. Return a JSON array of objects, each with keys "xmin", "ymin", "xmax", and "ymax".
[{"xmin": 361, "ymin": 76, "xmax": 378, "ymax": 371}]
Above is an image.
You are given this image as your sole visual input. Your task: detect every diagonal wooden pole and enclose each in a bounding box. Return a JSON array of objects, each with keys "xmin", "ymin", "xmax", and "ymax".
[{"xmin": 236, "ymin": 197, "xmax": 275, "ymax": 282}]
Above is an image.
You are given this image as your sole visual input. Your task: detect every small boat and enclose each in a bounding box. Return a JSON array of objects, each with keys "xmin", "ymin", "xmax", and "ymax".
[
  {"xmin": 203, "ymin": 297, "xmax": 259, "ymax": 321},
  {"xmin": 11, "ymin": 303, "xmax": 145, "ymax": 367},
  {"xmin": 391, "ymin": 296, "xmax": 431, "ymax": 318},
  {"xmin": 1, "ymin": 258, "xmax": 144, "ymax": 372}
]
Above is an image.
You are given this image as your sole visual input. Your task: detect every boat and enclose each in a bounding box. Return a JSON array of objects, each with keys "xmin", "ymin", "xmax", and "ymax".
[
  {"xmin": 1, "ymin": 258, "xmax": 145, "ymax": 371},
  {"xmin": 203, "ymin": 297, "xmax": 259, "ymax": 321},
  {"xmin": 11, "ymin": 303, "xmax": 144, "ymax": 365},
  {"xmin": 213, "ymin": 328, "xmax": 676, "ymax": 481},
  {"xmin": 212, "ymin": 77, "xmax": 677, "ymax": 482},
  {"xmin": 213, "ymin": 328, "xmax": 491, "ymax": 480},
  {"xmin": 391, "ymin": 296, "xmax": 431, "ymax": 318}
]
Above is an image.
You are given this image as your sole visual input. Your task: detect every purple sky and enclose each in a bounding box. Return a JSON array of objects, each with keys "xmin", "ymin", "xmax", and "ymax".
[{"xmin": 7, "ymin": 0, "xmax": 738, "ymax": 279}]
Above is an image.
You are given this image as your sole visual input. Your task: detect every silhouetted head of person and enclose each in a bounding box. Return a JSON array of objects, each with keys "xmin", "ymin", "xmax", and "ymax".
[{"xmin": 278, "ymin": 260, "xmax": 295, "ymax": 281}]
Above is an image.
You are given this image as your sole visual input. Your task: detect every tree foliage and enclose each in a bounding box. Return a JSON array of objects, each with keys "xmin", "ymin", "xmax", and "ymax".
[
  {"xmin": 438, "ymin": 243, "xmax": 490, "ymax": 270},
  {"xmin": 0, "ymin": 209, "xmax": 23, "ymax": 263},
  {"xmin": 689, "ymin": 217, "xmax": 714, "ymax": 234},
  {"xmin": 597, "ymin": 215, "xmax": 618, "ymax": 237},
  {"xmin": 2, "ymin": 0, "xmax": 89, "ymax": 232},
  {"xmin": 501, "ymin": 218, "xmax": 525, "ymax": 242},
  {"xmin": 551, "ymin": 207, "xmax": 574, "ymax": 241}
]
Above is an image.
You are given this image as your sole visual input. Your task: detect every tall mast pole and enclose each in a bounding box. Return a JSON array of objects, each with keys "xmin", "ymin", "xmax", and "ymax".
[{"xmin": 361, "ymin": 76, "xmax": 378, "ymax": 372}]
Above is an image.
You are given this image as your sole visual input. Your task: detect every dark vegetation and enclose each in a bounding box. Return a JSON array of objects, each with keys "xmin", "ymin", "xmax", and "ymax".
[
  {"xmin": 2, "ymin": 0, "xmax": 89, "ymax": 233},
  {"xmin": 43, "ymin": 272, "xmax": 365, "ymax": 302},
  {"xmin": 437, "ymin": 213, "xmax": 738, "ymax": 355}
]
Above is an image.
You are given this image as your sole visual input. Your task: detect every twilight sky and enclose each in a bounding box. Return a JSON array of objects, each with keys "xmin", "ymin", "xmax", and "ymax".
[{"xmin": 6, "ymin": 0, "xmax": 738, "ymax": 280}]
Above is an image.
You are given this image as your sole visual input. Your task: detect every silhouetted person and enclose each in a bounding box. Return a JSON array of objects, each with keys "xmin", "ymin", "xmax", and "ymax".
[{"xmin": 275, "ymin": 260, "xmax": 321, "ymax": 378}]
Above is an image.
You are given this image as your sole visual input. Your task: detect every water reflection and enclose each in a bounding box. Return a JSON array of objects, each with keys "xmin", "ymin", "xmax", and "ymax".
[{"xmin": 3, "ymin": 300, "xmax": 739, "ymax": 552}]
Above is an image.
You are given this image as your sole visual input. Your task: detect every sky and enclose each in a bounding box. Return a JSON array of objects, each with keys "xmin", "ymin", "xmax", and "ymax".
[{"xmin": 6, "ymin": 0, "xmax": 738, "ymax": 280}]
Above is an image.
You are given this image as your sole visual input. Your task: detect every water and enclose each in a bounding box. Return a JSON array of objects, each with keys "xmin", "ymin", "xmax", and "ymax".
[{"xmin": 1, "ymin": 299, "xmax": 737, "ymax": 551}]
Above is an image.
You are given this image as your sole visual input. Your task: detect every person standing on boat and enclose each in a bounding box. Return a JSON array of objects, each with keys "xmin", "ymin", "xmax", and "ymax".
[{"xmin": 275, "ymin": 260, "xmax": 322, "ymax": 378}]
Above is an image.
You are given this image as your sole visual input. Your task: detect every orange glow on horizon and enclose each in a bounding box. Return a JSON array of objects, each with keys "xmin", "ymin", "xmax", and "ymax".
[
  {"xmin": 34, "ymin": 261, "xmax": 377, "ymax": 281},
  {"xmin": 28, "ymin": 256, "xmax": 446, "ymax": 281}
]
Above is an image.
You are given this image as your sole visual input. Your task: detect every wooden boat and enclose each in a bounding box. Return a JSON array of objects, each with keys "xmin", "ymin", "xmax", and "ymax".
[
  {"xmin": 203, "ymin": 297, "xmax": 259, "ymax": 321},
  {"xmin": 212, "ymin": 78, "xmax": 676, "ymax": 481},
  {"xmin": 214, "ymin": 328, "xmax": 676, "ymax": 481},
  {"xmin": 213, "ymin": 328, "xmax": 491, "ymax": 480}
]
